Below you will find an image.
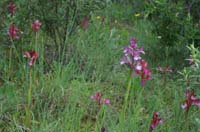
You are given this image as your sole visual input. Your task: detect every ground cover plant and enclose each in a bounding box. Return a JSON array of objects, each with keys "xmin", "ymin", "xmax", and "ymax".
[{"xmin": 0, "ymin": 0, "xmax": 200, "ymax": 131}]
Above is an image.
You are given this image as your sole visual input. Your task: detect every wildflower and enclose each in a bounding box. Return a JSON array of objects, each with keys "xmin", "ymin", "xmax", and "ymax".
[
  {"xmin": 141, "ymin": 68, "xmax": 151, "ymax": 86},
  {"xmin": 32, "ymin": 20, "xmax": 42, "ymax": 32},
  {"xmin": 7, "ymin": 24, "xmax": 20, "ymax": 39},
  {"xmin": 182, "ymin": 90, "xmax": 200, "ymax": 110},
  {"xmin": 8, "ymin": 3, "xmax": 16, "ymax": 15},
  {"xmin": 91, "ymin": 92, "xmax": 102, "ymax": 106},
  {"xmin": 135, "ymin": 60, "xmax": 151, "ymax": 86},
  {"xmin": 120, "ymin": 38, "xmax": 144, "ymax": 68},
  {"xmin": 121, "ymin": 38, "xmax": 151, "ymax": 86},
  {"xmin": 134, "ymin": 13, "xmax": 140, "ymax": 17},
  {"xmin": 91, "ymin": 92, "xmax": 102, "ymax": 100},
  {"xmin": 135, "ymin": 60, "xmax": 148, "ymax": 74},
  {"xmin": 80, "ymin": 17, "xmax": 89, "ymax": 29},
  {"xmin": 91, "ymin": 92, "xmax": 110, "ymax": 106},
  {"xmin": 103, "ymin": 98, "xmax": 110, "ymax": 105},
  {"xmin": 149, "ymin": 112, "xmax": 163, "ymax": 131},
  {"xmin": 96, "ymin": 16, "xmax": 101, "ymax": 19},
  {"xmin": 23, "ymin": 50, "xmax": 38, "ymax": 66}
]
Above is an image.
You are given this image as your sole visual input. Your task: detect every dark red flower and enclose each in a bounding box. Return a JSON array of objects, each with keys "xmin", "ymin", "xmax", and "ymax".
[
  {"xmin": 23, "ymin": 50, "xmax": 38, "ymax": 66},
  {"xmin": 141, "ymin": 68, "xmax": 151, "ymax": 86},
  {"xmin": 135, "ymin": 60, "xmax": 151, "ymax": 86},
  {"xmin": 8, "ymin": 3, "xmax": 16, "ymax": 15},
  {"xmin": 150, "ymin": 112, "xmax": 163, "ymax": 131},
  {"xmin": 32, "ymin": 20, "xmax": 42, "ymax": 32},
  {"xmin": 91, "ymin": 92, "xmax": 102, "ymax": 100},
  {"xmin": 80, "ymin": 17, "xmax": 90, "ymax": 29},
  {"xmin": 7, "ymin": 24, "xmax": 20, "ymax": 39},
  {"xmin": 182, "ymin": 90, "xmax": 200, "ymax": 110}
]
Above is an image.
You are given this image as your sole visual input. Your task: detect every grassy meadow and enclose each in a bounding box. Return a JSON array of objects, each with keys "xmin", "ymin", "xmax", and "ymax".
[{"xmin": 0, "ymin": 1, "xmax": 200, "ymax": 132}]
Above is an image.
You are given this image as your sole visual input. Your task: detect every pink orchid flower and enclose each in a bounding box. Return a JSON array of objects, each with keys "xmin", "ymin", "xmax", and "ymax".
[
  {"xmin": 149, "ymin": 112, "xmax": 163, "ymax": 131},
  {"xmin": 23, "ymin": 50, "xmax": 38, "ymax": 66},
  {"xmin": 8, "ymin": 3, "xmax": 16, "ymax": 15},
  {"xmin": 182, "ymin": 90, "xmax": 200, "ymax": 110},
  {"xmin": 91, "ymin": 92, "xmax": 110, "ymax": 106},
  {"xmin": 80, "ymin": 17, "xmax": 90, "ymax": 29},
  {"xmin": 135, "ymin": 59, "xmax": 151, "ymax": 86},
  {"xmin": 121, "ymin": 38, "xmax": 151, "ymax": 86},
  {"xmin": 32, "ymin": 20, "xmax": 42, "ymax": 32},
  {"xmin": 103, "ymin": 98, "xmax": 110, "ymax": 105},
  {"xmin": 7, "ymin": 24, "xmax": 20, "ymax": 39}
]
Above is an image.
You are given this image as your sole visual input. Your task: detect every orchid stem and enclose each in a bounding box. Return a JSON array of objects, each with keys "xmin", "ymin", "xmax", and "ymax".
[
  {"xmin": 184, "ymin": 109, "xmax": 189, "ymax": 132},
  {"xmin": 98, "ymin": 105, "xmax": 106, "ymax": 131},
  {"xmin": 28, "ymin": 68, "xmax": 32, "ymax": 107},
  {"xmin": 10, "ymin": 40, "xmax": 22, "ymax": 64},
  {"xmin": 119, "ymin": 70, "xmax": 132, "ymax": 131},
  {"xmin": 8, "ymin": 46, "xmax": 12, "ymax": 80},
  {"xmin": 35, "ymin": 32, "xmax": 38, "ymax": 52},
  {"xmin": 25, "ymin": 68, "xmax": 32, "ymax": 128},
  {"xmin": 123, "ymin": 70, "xmax": 133, "ymax": 118}
]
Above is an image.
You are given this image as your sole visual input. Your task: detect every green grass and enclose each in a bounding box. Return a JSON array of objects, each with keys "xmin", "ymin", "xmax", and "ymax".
[{"xmin": 0, "ymin": 2, "xmax": 200, "ymax": 132}]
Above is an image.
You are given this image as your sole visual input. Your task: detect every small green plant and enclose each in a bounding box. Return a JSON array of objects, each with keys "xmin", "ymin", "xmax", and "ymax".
[
  {"xmin": 178, "ymin": 44, "xmax": 200, "ymax": 88},
  {"xmin": 178, "ymin": 44, "xmax": 200, "ymax": 131}
]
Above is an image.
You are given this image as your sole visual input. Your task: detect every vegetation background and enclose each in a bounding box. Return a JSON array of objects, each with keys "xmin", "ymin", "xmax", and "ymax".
[{"xmin": 0, "ymin": 0, "xmax": 200, "ymax": 131}]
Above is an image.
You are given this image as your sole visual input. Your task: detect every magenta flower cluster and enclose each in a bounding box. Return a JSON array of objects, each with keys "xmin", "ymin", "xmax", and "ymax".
[
  {"xmin": 121, "ymin": 38, "xmax": 151, "ymax": 86},
  {"xmin": 32, "ymin": 20, "xmax": 42, "ymax": 32},
  {"xmin": 90, "ymin": 92, "xmax": 110, "ymax": 106},
  {"xmin": 8, "ymin": 3, "xmax": 16, "ymax": 15},
  {"xmin": 182, "ymin": 90, "xmax": 200, "ymax": 110},
  {"xmin": 149, "ymin": 112, "xmax": 163, "ymax": 131},
  {"xmin": 23, "ymin": 51, "xmax": 38, "ymax": 66},
  {"xmin": 120, "ymin": 38, "xmax": 144, "ymax": 66},
  {"xmin": 7, "ymin": 19, "xmax": 42, "ymax": 40},
  {"xmin": 7, "ymin": 24, "xmax": 20, "ymax": 39},
  {"xmin": 6, "ymin": 3, "xmax": 41, "ymax": 66}
]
